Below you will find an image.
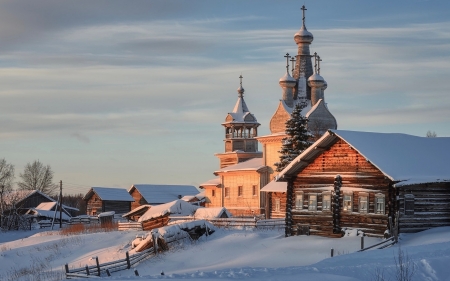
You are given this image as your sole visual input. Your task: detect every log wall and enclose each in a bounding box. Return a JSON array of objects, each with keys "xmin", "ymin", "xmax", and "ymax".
[
  {"xmin": 130, "ymin": 189, "xmax": 147, "ymax": 210},
  {"xmin": 397, "ymin": 182, "xmax": 450, "ymax": 233},
  {"xmin": 86, "ymin": 193, "xmax": 103, "ymax": 216},
  {"xmin": 289, "ymin": 139, "xmax": 391, "ymax": 237}
]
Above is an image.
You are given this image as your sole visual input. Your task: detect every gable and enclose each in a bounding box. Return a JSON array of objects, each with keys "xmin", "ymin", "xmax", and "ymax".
[
  {"xmin": 269, "ymin": 101, "xmax": 291, "ymax": 134},
  {"xmin": 131, "ymin": 184, "xmax": 200, "ymax": 205}
]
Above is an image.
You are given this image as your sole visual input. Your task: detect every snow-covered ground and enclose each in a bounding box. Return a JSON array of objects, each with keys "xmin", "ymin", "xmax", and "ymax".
[{"xmin": 1, "ymin": 226, "xmax": 450, "ymax": 281}]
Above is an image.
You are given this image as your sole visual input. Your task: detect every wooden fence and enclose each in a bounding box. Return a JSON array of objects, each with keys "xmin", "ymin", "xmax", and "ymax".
[
  {"xmin": 118, "ymin": 222, "xmax": 143, "ymax": 231},
  {"xmin": 65, "ymin": 246, "xmax": 154, "ymax": 279}
]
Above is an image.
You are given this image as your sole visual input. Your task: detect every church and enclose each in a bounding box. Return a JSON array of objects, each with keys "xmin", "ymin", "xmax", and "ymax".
[{"xmin": 199, "ymin": 5, "xmax": 337, "ymax": 217}]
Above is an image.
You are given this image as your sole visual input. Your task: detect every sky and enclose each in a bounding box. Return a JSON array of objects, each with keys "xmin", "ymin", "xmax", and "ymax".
[{"xmin": 1, "ymin": 0, "xmax": 449, "ymax": 195}]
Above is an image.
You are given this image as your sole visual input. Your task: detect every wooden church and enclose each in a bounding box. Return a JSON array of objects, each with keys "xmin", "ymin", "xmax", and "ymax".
[{"xmin": 199, "ymin": 5, "xmax": 337, "ymax": 217}]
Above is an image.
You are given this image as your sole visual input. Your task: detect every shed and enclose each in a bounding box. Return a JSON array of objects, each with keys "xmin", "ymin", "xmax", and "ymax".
[
  {"xmin": 267, "ymin": 130, "xmax": 450, "ymax": 237},
  {"xmin": 83, "ymin": 187, "xmax": 134, "ymax": 216},
  {"xmin": 194, "ymin": 207, "xmax": 232, "ymax": 219}
]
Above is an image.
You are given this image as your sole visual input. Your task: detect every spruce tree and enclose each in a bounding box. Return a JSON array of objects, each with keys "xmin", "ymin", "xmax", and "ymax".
[{"xmin": 274, "ymin": 102, "xmax": 312, "ymax": 172}]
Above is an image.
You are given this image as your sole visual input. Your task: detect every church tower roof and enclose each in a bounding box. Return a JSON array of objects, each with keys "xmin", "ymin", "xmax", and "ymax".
[
  {"xmin": 294, "ymin": 5, "xmax": 314, "ymax": 44},
  {"xmin": 225, "ymin": 75, "xmax": 258, "ymax": 124}
]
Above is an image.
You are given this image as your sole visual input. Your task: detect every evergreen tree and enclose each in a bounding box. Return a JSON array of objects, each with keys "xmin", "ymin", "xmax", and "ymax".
[{"xmin": 274, "ymin": 102, "xmax": 312, "ymax": 172}]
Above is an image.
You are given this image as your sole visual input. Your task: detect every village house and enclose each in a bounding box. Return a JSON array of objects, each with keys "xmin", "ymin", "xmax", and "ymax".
[
  {"xmin": 83, "ymin": 187, "xmax": 134, "ymax": 216},
  {"xmin": 263, "ymin": 130, "xmax": 450, "ymax": 237},
  {"xmin": 200, "ymin": 5, "xmax": 337, "ymax": 217},
  {"xmin": 128, "ymin": 184, "xmax": 200, "ymax": 210}
]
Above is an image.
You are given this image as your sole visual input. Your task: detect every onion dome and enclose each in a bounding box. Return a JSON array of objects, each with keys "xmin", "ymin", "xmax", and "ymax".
[
  {"xmin": 279, "ymin": 71, "xmax": 296, "ymax": 83},
  {"xmin": 308, "ymin": 73, "xmax": 324, "ymax": 83},
  {"xmin": 322, "ymin": 79, "xmax": 328, "ymax": 91},
  {"xmin": 294, "ymin": 25, "xmax": 314, "ymax": 44},
  {"xmin": 237, "ymin": 81, "xmax": 245, "ymax": 97}
]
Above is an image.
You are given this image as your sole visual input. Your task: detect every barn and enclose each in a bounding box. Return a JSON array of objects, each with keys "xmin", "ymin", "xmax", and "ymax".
[
  {"xmin": 83, "ymin": 187, "xmax": 134, "ymax": 216},
  {"xmin": 263, "ymin": 130, "xmax": 450, "ymax": 237}
]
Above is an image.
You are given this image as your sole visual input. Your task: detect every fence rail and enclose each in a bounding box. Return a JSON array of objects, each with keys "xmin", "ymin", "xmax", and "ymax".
[{"xmin": 118, "ymin": 222, "xmax": 143, "ymax": 231}]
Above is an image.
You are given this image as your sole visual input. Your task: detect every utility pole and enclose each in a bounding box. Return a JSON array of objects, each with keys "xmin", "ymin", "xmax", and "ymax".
[{"xmin": 59, "ymin": 180, "xmax": 62, "ymax": 228}]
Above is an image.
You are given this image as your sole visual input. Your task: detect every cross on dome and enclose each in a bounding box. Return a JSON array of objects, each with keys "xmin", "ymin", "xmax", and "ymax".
[
  {"xmin": 301, "ymin": 5, "xmax": 307, "ymax": 28},
  {"xmin": 313, "ymin": 52, "xmax": 318, "ymax": 73},
  {"xmin": 284, "ymin": 53, "xmax": 291, "ymax": 74},
  {"xmin": 317, "ymin": 56, "xmax": 322, "ymax": 75},
  {"xmin": 237, "ymin": 74, "xmax": 245, "ymax": 97},
  {"xmin": 290, "ymin": 56, "xmax": 296, "ymax": 74}
]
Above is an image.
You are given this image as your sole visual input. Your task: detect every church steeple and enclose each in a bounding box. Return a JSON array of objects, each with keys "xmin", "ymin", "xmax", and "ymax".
[
  {"xmin": 293, "ymin": 5, "xmax": 314, "ymax": 101},
  {"xmin": 215, "ymin": 75, "xmax": 262, "ymax": 168}
]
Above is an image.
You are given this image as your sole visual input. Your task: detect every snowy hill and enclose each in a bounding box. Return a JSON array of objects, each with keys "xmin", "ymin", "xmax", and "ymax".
[{"xmin": 1, "ymin": 226, "xmax": 450, "ymax": 280}]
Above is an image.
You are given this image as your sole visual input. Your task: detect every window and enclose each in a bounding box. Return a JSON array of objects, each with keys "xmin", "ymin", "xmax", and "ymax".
[
  {"xmin": 275, "ymin": 199, "xmax": 281, "ymax": 212},
  {"xmin": 225, "ymin": 187, "xmax": 230, "ymax": 198},
  {"xmin": 212, "ymin": 190, "xmax": 215, "ymax": 197},
  {"xmin": 252, "ymin": 185, "xmax": 257, "ymax": 196},
  {"xmin": 322, "ymin": 193, "xmax": 331, "ymax": 211},
  {"xmin": 376, "ymin": 193, "xmax": 386, "ymax": 214},
  {"xmin": 404, "ymin": 194, "xmax": 414, "ymax": 216},
  {"xmin": 295, "ymin": 192, "xmax": 303, "ymax": 210},
  {"xmin": 308, "ymin": 194, "xmax": 317, "ymax": 211},
  {"xmin": 238, "ymin": 186, "xmax": 243, "ymax": 197},
  {"xmin": 343, "ymin": 193, "xmax": 353, "ymax": 212},
  {"xmin": 359, "ymin": 193, "xmax": 368, "ymax": 213}
]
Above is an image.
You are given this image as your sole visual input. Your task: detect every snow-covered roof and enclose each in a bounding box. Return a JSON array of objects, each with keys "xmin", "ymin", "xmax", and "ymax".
[
  {"xmin": 129, "ymin": 184, "xmax": 200, "ymax": 205},
  {"xmin": 3, "ymin": 190, "xmax": 54, "ymax": 207},
  {"xmin": 122, "ymin": 204, "xmax": 152, "ymax": 218},
  {"xmin": 98, "ymin": 211, "xmax": 115, "ymax": 217},
  {"xmin": 199, "ymin": 178, "xmax": 221, "ymax": 188},
  {"xmin": 26, "ymin": 209, "xmax": 71, "ymax": 221},
  {"xmin": 214, "ymin": 158, "xmax": 265, "ymax": 174},
  {"xmin": 84, "ymin": 187, "xmax": 134, "ymax": 201},
  {"xmin": 35, "ymin": 202, "xmax": 57, "ymax": 211},
  {"xmin": 277, "ymin": 130, "xmax": 450, "ymax": 186},
  {"xmin": 194, "ymin": 207, "xmax": 232, "ymax": 219},
  {"xmin": 138, "ymin": 200, "xmax": 199, "ymax": 222},
  {"xmin": 261, "ymin": 181, "xmax": 287, "ymax": 192}
]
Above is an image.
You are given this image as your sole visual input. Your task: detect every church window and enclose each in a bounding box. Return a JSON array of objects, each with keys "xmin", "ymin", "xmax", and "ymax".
[
  {"xmin": 343, "ymin": 193, "xmax": 353, "ymax": 212},
  {"xmin": 359, "ymin": 193, "xmax": 368, "ymax": 213},
  {"xmin": 322, "ymin": 193, "xmax": 331, "ymax": 211},
  {"xmin": 225, "ymin": 187, "xmax": 230, "ymax": 198},
  {"xmin": 238, "ymin": 186, "xmax": 243, "ymax": 197},
  {"xmin": 295, "ymin": 192, "xmax": 303, "ymax": 210},
  {"xmin": 308, "ymin": 194, "xmax": 317, "ymax": 211},
  {"xmin": 212, "ymin": 190, "xmax": 215, "ymax": 197},
  {"xmin": 376, "ymin": 193, "xmax": 386, "ymax": 214},
  {"xmin": 252, "ymin": 185, "xmax": 257, "ymax": 196}
]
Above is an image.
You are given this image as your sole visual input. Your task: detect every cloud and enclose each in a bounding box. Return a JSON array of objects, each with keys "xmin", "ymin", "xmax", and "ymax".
[{"xmin": 71, "ymin": 132, "xmax": 90, "ymax": 144}]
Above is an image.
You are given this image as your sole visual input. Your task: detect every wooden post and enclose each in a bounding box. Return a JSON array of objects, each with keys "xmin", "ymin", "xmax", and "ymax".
[
  {"xmin": 205, "ymin": 223, "xmax": 209, "ymax": 237},
  {"xmin": 360, "ymin": 236, "xmax": 364, "ymax": 250},
  {"xmin": 134, "ymin": 269, "xmax": 139, "ymax": 276},
  {"xmin": 95, "ymin": 256, "xmax": 100, "ymax": 276},
  {"xmin": 106, "ymin": 269, "xmax": 111, "ymax": 277},
  {"xmin": 388, "ymin": 216, "xmax": 393, "ymax": 237},
  {"xmin": 126, "ymin": 251, "xmax": 131, "ymax": 269},
  {"xmin": 152, "ymin": 231, "xmax": 158, "ymax": 255},
  {"xmin": 331, "ymin": 248, "xmax": 334, "ymax": 257},
  {"xmin": 64, "ymin": 264, "xmax": 69, "ymax": 274},
  {"xmin": 59, "ymin": 180, "xmax": 62, "ymax": 229},
  {"xmin": 85, "ymin": 265, "xmax": 90, "ymax": 275}
]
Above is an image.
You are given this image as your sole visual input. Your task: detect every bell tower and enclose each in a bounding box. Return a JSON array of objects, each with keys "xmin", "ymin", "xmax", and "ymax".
[{"xmin": 215, "ymin": 75, "xmax": 262, "ymax": 168}]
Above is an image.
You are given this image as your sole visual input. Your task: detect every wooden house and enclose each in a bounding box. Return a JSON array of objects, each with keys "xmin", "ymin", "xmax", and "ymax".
[
  {"xmin": 263, "ymin": 130, "xmax": 450, "ymax": 237},
  {"xmin": 137, "ymin": 200, "xmax": 199, "ymax": 230},
  {"xmin": 83, "ymin": 187, "xmax": 134, "ymax": 216},
  {"xmin": 201, "ymin": 158, "xmax": 270, "ymax": 217},
  {"xmin": 128, "ymin": 184, "xmax": 200, "ymax": 210},
  {"xmin": 25, "ymin": 202, "xmax": 72, "ymax": 222}
]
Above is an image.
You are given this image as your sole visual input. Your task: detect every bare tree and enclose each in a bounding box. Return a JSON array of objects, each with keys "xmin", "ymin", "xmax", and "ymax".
[
  {"xmin": 17, "ymin": 160, "xmax": 57, "ymax": 196},
  {"xmin": 393, "ymin": 247, "xmax": 416, "ymax": 281},
  {"xmin": 0, "ymin": 159, "xmax": 15, "ymax": 227},
  {"xmin": 426, "ymin": 130, "xmax": 437, "ymax": 137}
]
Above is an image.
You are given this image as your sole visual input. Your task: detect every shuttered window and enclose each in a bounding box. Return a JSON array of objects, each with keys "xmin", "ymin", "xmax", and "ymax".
[
  {"xmin": 343, "ymin": 194, "xmax": 352, "ymax": 212},
  {"xmin": 295, "ymin": 192, "xmax": 303, "ymax": 210},
  {"xmin": 252, "ymin": 185, "xmax": 257, "ymax": 196},
  {"xmin": 225, "ymin": 187, "xmax": 230, "ymax": 198},
  {"xmin": 308, "ymin": 194, "xmax": 317, "ymax": 211},
  {"xmin": 376, "ymin": 193, "xmax": 386, "ymax": 214},
  {"xmin": 359, "ymin": 193, "xmax": 368, "ymax": 213},
  {"xmin": 238, "ymin": 186, "xmax": 243, "ymax": 197},
  {"xmin": 322, "ymin": 193, "xmax": 331, "ymax": 211}
]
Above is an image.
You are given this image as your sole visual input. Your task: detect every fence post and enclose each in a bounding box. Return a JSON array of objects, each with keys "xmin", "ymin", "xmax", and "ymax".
[
  {"xmin": 85, "ymin": 265, "xmax": 90, "ymax": 275},
  {"xmin": 331, "ymin": 248, "xmax": 334, "ymax": 257},
  {"xmin": 152, "ymin": 231, "xmax": 158, "ymax": 255},
  {"xmin": 95, "ymin": 256, "xmax": 100, "ymax": 276},
  {"xmin": 106, "ymin": 269, "xmax": 111, "ymax": 277},
  {"xmin": 65, "ymin": 264, "xmax": 69, "ymax": 274},
  {"xmin": 134, "ymin": 269, "xmax": 139, "ymax": 276},
  {"xmin": 360, "ymin": 236, "xmax": 364, "ymax": 250},
  {"xmin": 126, "ymin": 251, "xmax": 131, "ymax": 269},
  {"xmin": 205, "ymin": 223, "xmax": 209, "ymax": 237}
]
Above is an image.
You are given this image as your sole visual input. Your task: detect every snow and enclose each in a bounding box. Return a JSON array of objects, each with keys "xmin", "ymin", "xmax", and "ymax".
[
  {"xmin": 98, "ymin": 211, "xmax": 115, "ymax": 217},
  {"xmin": 86, "ymin": 187, "xmax": 134, "ymax": 201},
  {"xmin": 26, "ymin": 209, "xmax": 71, "ymax": 221},
  {"xmin": 130, "ymin": 184, "xmax": 200, "ymax": 205},
  {"xmin": 214, "ymin": 158, "xmax": 264, "ymax": 173},
  {"xmin": 260, "ymin": 181, "xmax": 287, "ymax": 192},
  {"xmin": 199, "ymin": 178, "xmax": 221, "ymax": 188},
  {"xmin": 2, "ymin": 225, "xmax": 450, "ymax": 280},
  {"xmin": 138, "ymin": 200, "xmax": 199, "ymax": 222},
  {"xmin": 194, "ymin": 207, "xmax": 232, "ymax": 219}
]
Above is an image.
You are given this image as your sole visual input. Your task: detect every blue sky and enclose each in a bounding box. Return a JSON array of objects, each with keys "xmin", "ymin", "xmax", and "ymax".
[{"xmin": 1, "ymin": 0, "xmax": 449, "ymax": 194}]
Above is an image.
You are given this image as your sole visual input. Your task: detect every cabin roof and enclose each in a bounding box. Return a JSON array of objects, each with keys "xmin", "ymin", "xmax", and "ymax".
[
  {"xmin": 199, "ymin": 178, "xmax": 221, "ymax": 189},
  {"xmin": 129, "ymin": 184, "xmax": 200, "ymax": 205},
  {"xmin": 277, "ymin": 130, "xmax": 450, "ymax": 186},
  {"xmin": 83, "ymin": 187, "xmax": 134, "ymax": 201},
  {"xmin": 194, "ymin": 207, "xmax": 231, "ymax": 219}
]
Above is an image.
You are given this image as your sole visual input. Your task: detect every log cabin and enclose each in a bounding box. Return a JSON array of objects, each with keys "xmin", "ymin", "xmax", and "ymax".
[
  {"xmin": 263, "ymin": 130, "xmax": 450, "ymax": 237},
  {"xmin": 83, "ymin": 187, "xmax": 134, "ymax": 216}
]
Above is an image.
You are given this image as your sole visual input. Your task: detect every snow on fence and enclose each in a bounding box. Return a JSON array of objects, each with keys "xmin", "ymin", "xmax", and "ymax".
[
  {"xmin": 118, "ymin": 222, "xmax": 143, "ymax": 231},
  {"xmin": 169, "ymin": 217, "xmax": 285, "ymax": 229},
  {"xmin": 68, "ymin": 216, "xmax": 99, "ymax": 225}
]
